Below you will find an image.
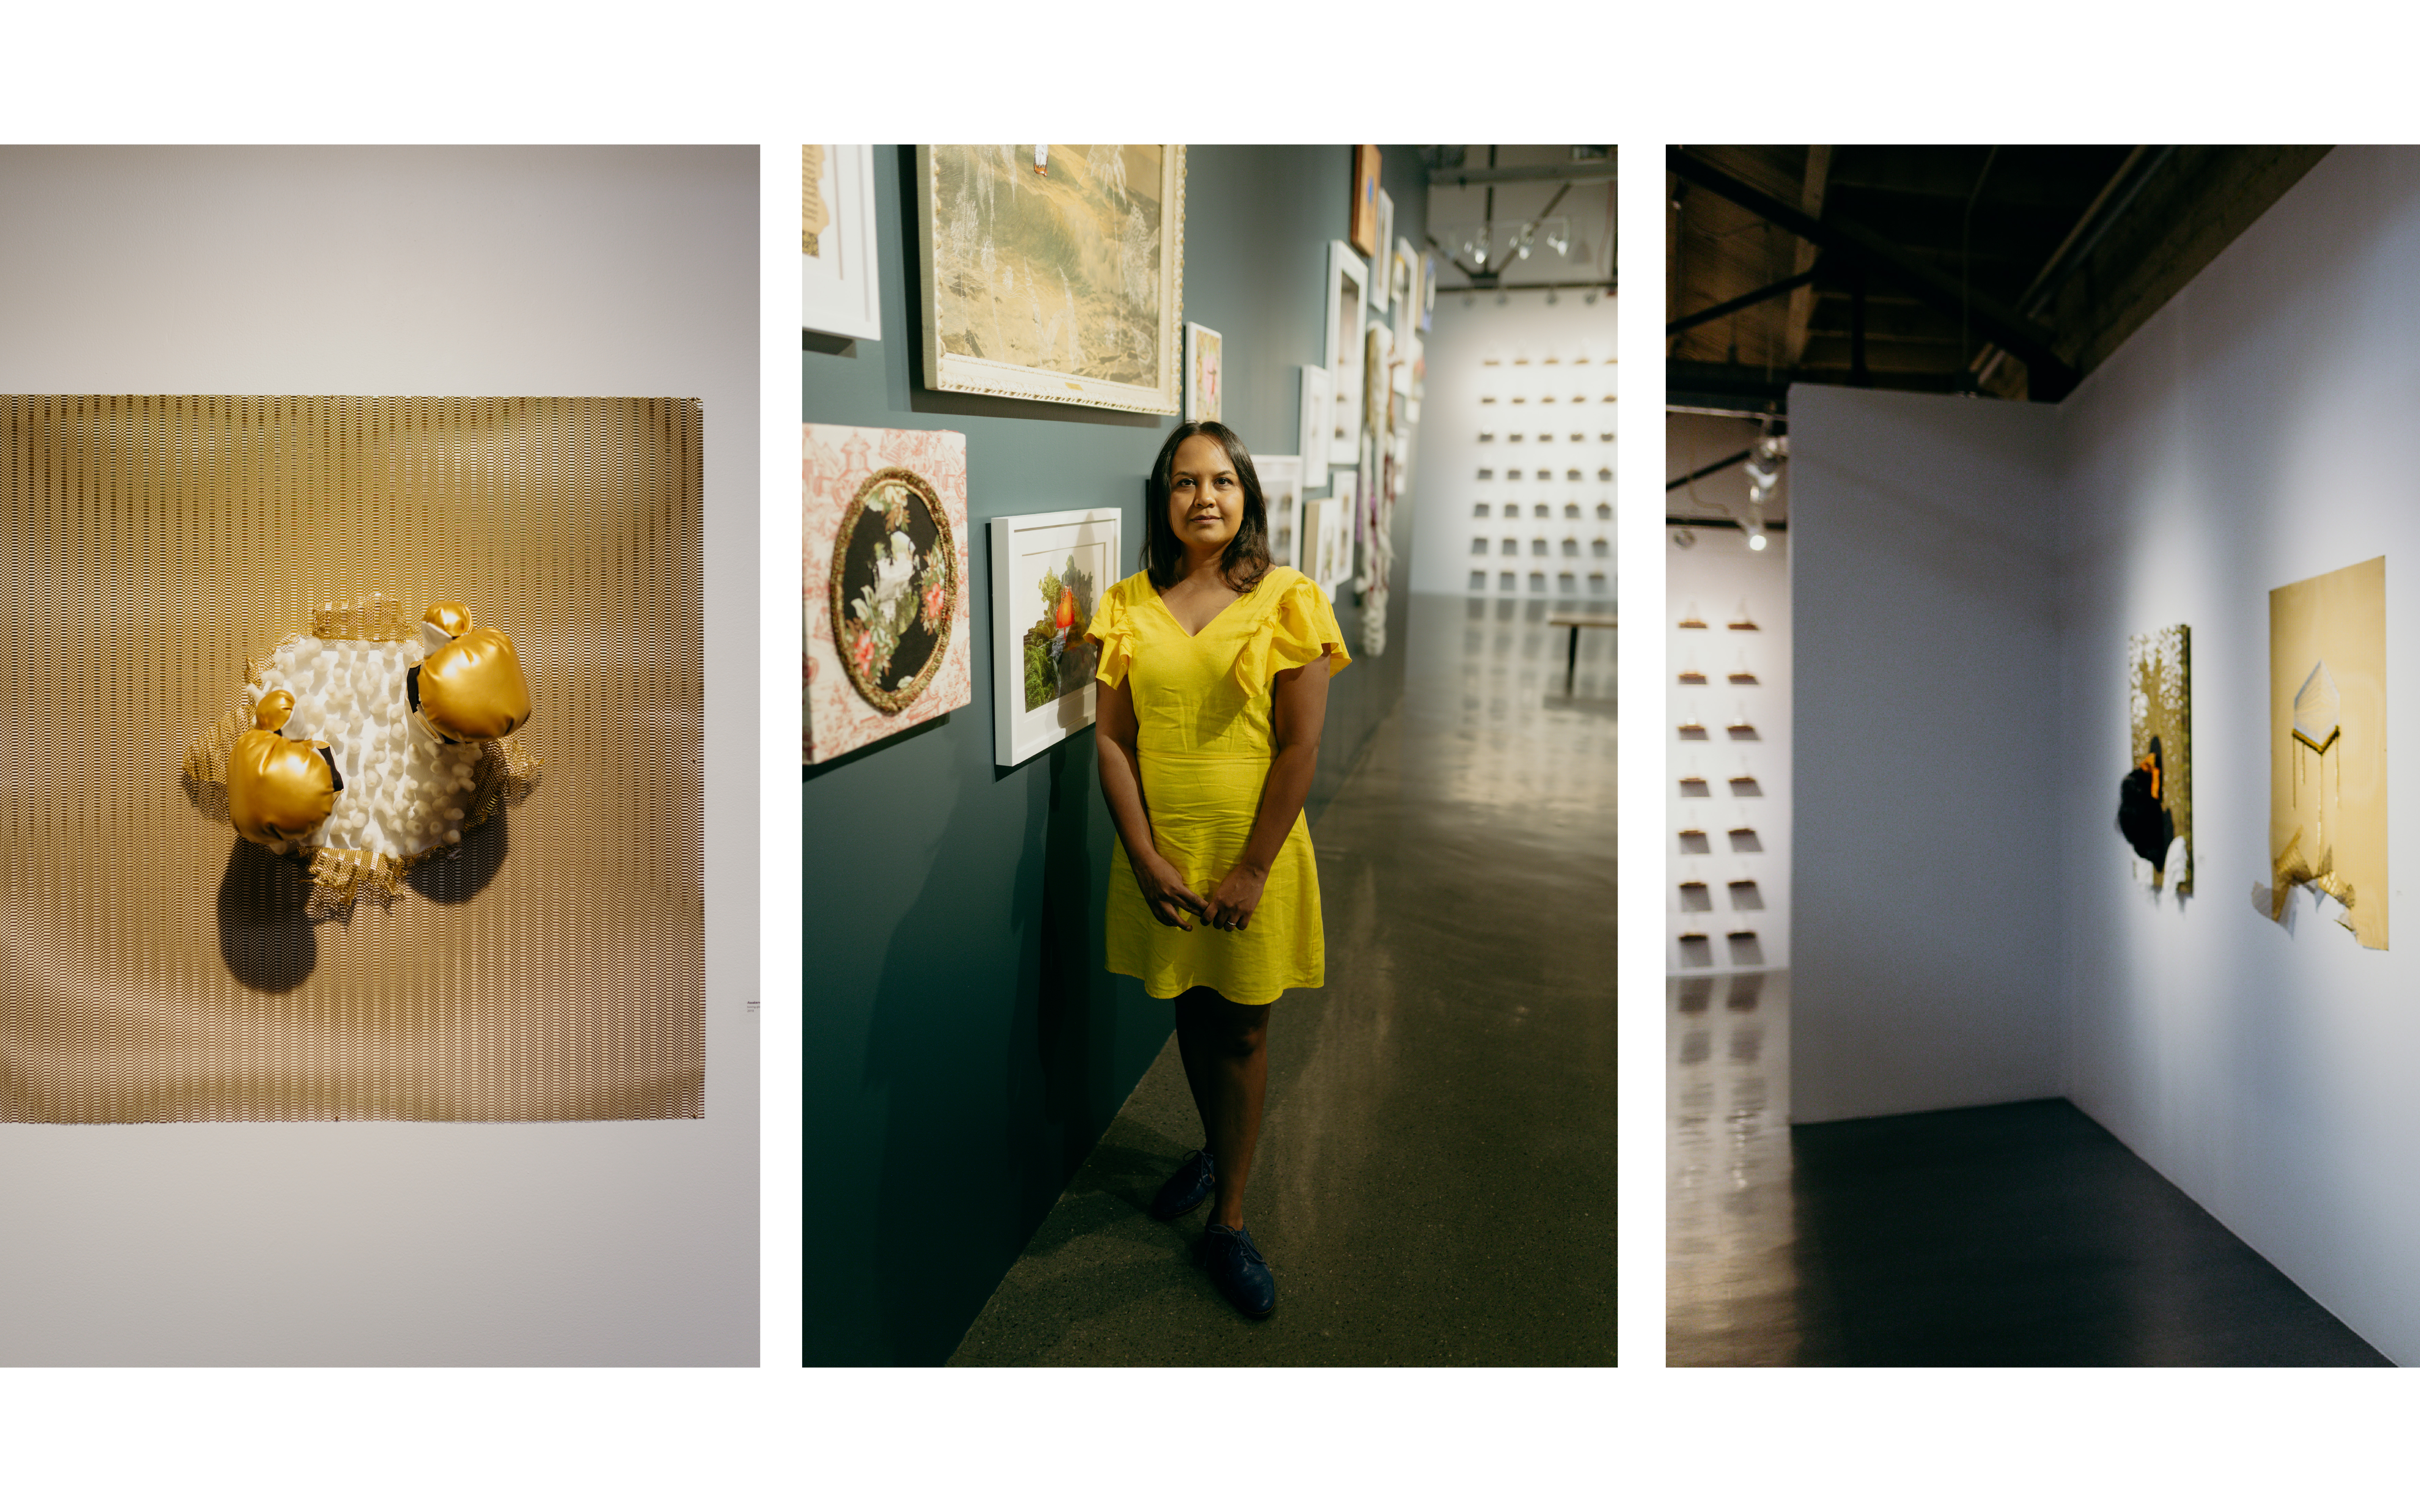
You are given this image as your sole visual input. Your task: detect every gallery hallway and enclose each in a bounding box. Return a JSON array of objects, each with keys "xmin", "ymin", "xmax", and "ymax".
[
  {"xmin": 948, "ymin": 594, "xmax": 1616, "ymax": 1365},
  {"xmin": 1666, "ymin": 973, "xmax": 2389, "ymax": 1366}
]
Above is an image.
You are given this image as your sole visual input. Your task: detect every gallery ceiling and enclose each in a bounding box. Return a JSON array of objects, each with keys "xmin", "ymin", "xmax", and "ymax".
[
  {"xmin": 1666, "ymin": 144, "xmax": 2332, "ymax": 416},
  {"xmin": 1424, "ymin": 146, "xmax": 1616, "ymax": 293}
]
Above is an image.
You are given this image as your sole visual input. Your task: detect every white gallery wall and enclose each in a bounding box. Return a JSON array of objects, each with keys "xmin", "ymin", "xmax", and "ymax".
[
  {"xmin": 1792, "ymin": 147, "xmax": 2420, "ymax": 1362},
  {"xmin": 0, "ymin": 147, "xmax": 759, "ymax": 1365},
  {"xmin": 1410, "ymin": 287, "xmax": 1618, "ymax": 600},
  {"xmin": 1666, "ymin": 527, "xmax": 1792, "ymax": 973}
]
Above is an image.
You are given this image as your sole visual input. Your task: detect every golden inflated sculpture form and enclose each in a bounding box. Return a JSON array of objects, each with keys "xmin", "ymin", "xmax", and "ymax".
[
  {"xmin": 182, "ymin": 592, "xmax": 543, "ymax": 918},
  {"xmin": 225, "ymin": 689, "xmax": 343, "ymax": 850},
  {"xmin": 410, "ymin": 600, "xmax": 532, "ymax": 744}
]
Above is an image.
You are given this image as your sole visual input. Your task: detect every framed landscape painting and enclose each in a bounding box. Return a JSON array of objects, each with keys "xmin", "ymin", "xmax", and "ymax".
[
  {"xmin": 916, "ymin": 144, "xmax": 1186, "ymax": 415},
  {"xmin": 991, "ymin": 507, "xmax": 1123, "ymax": 767}
]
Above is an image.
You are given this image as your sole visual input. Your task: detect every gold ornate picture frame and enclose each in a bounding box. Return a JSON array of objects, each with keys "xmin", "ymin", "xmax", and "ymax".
[{"xmin": 916, "ymin": 144, "xmax": 1185, "ymax": 415}]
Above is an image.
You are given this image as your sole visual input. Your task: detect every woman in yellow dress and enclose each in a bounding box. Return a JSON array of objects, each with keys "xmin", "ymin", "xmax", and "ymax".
[{"xmin": 1086, "ymin": 420, "xmax": 1349, "ymax": 1319}]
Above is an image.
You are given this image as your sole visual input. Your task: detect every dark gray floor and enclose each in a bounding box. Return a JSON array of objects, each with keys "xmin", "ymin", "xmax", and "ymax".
[
  {"xmin": 949, "ymin": 593, "xmax": 1616, "ymax": 1366},
  {"xmin": 1667, "ymin": 972, "xmax": 2391, "ymax": 1366}
]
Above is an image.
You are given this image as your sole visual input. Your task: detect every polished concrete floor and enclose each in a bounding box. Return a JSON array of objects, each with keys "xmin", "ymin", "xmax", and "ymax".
[
  {"xmin": 949, "ymin": 594, "xmax": 1615, "ymax": 1365},
  {"xmin": 1667, "ymin": 972, "xmax": 2391, "ymax": 1366}
]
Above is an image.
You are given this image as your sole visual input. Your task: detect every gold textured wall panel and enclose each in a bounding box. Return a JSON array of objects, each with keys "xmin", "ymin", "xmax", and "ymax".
[{"xmin": 0, "ymin": 396, "xmax": 705, "ymax": 1121}]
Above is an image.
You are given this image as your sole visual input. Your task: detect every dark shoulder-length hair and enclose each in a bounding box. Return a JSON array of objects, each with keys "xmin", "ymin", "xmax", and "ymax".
[{"xmin": 1143, "ymin": 421, "xmax": 1273, "ymax": 593}]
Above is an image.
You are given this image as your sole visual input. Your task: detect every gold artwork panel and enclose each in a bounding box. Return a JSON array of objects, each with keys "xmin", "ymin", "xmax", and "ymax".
[
  {"xmin": 0, "ymin": 396, "xmax": 705, "ymax": 1121},
  {"xmin": 2125, "ymin": 624, "xmax": 2191, "ymax": 893},
  {"xmin": 2269, "ymin": 556, "xmax": 2387, "ymax": 948}
]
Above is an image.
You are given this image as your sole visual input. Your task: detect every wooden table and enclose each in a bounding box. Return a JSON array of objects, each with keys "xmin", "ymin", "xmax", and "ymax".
[{"xmin": 1548, "ymin": 610, "xmax": 1618, "ymax": 694}]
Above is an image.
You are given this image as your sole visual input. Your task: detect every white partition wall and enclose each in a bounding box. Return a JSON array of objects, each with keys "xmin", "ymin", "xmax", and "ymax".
[
  {"xmin": 1789, "ymin": 385, "xmax": 2064, "ymax": 1124},
  {"xmin": 1410, "ymin": 287, "xmax": 1617, "ymax": 600}
]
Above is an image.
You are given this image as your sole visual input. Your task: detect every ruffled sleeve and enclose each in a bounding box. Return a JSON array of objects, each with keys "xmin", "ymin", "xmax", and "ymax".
[
  {"xmin": 1086, "ymin": 579, "xmax": 1137, "ymax": 688},
  {"xmin": 1231, "ymin": 571, "xmax": 1351, "ymax": 699}
]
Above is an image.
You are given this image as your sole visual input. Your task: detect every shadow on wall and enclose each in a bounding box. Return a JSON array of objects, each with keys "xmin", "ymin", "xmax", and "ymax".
[
  {"xmin": 216, "ymin": 840, "xmax": 317, "ymax": 992},
  {"xmin": 863, "ymin": 734, "xmax": 1127, "ymax": 1363}
]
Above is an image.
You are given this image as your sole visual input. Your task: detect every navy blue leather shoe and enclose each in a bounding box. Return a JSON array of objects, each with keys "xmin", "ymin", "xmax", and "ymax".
[
  {"xmin": 1150, "ymin": 1149, "xmax": 1216, "ymax": 1221},
  {"xmin": 1201, "ymin": 1223, "xmax": 1275, "ymax": 1319}
]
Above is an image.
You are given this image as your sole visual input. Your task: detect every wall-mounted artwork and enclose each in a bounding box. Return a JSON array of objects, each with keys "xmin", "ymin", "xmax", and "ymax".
[
  {"xmin": 1306, "ymin": 485, "xmax": 1354, "ymax": 597},
  {"xmin": 2119, "ymin": 624, "xmax": 2192, "ymax": 894},
  {"xmin": 1349, "ymin": 145, "xmax": 1381, "ymax": 257},
  {"xmin": 1419, "ymin": 251, "xmax": 1437, "ymax": 333},
  {"xmin": 805, "ymin": 423, "xmax": 972, "ymax": 764},
  {"xmin": 1371, "ymin": 189, "xmax": 1396, "ymax": 311},
  {"xmin": 1325, "ymin": 241, "xmax": 1369, "ymax": 466},
  {"xmin": 2269, "ymin": 556, "xmax": 2386, "ymax": 947},
  {"xmin": 805, "ymin": 144, "xmax": 883, "ymax": 342},
  {"xmin": 990, "ymin": 507, "xmax": 1121, "ymax": 767},
  {"xmin": 1390, "ymin": 237, "xmax": 1419, "ymax": 348},
  {"xmin": 1185, "ymin": 321, "xmax": 1223, "ymax": 423},
  {"xmin": 1, "ymin": 395, "xmax": 705, "ymax": 1123},
  {"xmin": 1257, "ymin": 454, "xmax": 1304, "ymax": 569},
  {"xmin": 916, "ymin": 144, "xmax": 1186, "ymax": 414},
  {"xmin": 1297, "ymin": 363, "xmax": 1332, "ymax": 490}
]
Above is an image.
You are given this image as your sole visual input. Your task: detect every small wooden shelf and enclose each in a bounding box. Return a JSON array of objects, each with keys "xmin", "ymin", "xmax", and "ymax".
[
  {"xmin": 1677, "ymin": 671, "xmax": 1708, "ymax": 685},
  {"xmin": 1727, "ymin": 672, "xmax": 1759, "ymax": 685}
]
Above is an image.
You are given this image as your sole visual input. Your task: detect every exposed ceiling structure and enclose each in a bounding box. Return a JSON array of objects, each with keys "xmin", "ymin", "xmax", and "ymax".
[
  {"xmin": 1424, "ymin": 146, "xmax": 1616, "ymax": 292},
  {"xmin": 1667, "ymin": 145, "xmax": 2332, "ymax": 416}
]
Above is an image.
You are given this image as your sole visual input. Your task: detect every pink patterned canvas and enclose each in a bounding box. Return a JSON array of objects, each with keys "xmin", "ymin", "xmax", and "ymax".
[{"xmin": 805, "ymin": 423, "xmax": 971, "ymax": 763}]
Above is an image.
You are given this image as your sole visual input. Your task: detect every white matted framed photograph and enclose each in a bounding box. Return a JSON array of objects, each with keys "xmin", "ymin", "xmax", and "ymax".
[
  {"xmin": 1310, "ymin": 471, "xmax": 1356, "ymax": 595},
  {"xmin": 1185, "ymin": 321, "xmax": 1223, "ymax": 422},
  {"xmin": 1296, "ymin": 364, "xmax": 1332, "ymax": 490},
  {"xmin": 1391, "ymin": 236, "xmax": 1419, "ymax": 348},
  {"xmin": 1419, "ymin": 251, "xmax": 1437, "ymax": 333},
  {"xmin": 1256, "ymin": 454, "xmax": 1304, "ymax": 569},
  {"xmin": 990, "ymin": 507, "xmax": 1124, "ymax": 767},
  {"xmin": 1325, "ymin": 241, "xmax": 1369, "ymax": 466},
  {"xmin": 804, "ymin": 144, "xmax": 882, "ymax": 342},
  {"xmin": 1371, "ymin": 189, "xmax": 1395, "ymax": 311},
  {"xmin": 917, "ymin": 144, "xmax": 1186, "ymax": 414}
]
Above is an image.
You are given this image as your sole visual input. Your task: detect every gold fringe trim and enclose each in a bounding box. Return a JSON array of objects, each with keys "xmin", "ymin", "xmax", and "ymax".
[{"xmin": 312, "ymin": 592, "xmax": 417, "ymax": 643}]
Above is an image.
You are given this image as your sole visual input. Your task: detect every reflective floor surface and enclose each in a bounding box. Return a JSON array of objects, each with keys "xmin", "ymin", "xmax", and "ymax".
[
  {"xmin": 949, "ymin": 594, "xmax": 1615, "ymax": 1365},
  {"xmin": 1667, "ymin": 972, "xmax": 2390, "ymax": 1366}
]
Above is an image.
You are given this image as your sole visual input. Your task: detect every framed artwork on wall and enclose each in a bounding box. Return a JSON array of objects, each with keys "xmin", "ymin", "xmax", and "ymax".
[
  {"xmin": 2122, "ymin": 624, "xmax": 2192, "ymax": 896},
  {"xmin": 1256, "ymin": 454, "xmax": 1304, "ymax": 569},
  {"xmin": 804, "ymin": 144, "xmax": 882, "ymax": 342},
  {"xmin": 1371, "ymin": 188, "xmax": 1395, "ymax": 311},
  {"xmin": 2268, "ymin": 556, "xmax": 2387, "ymax": 947},
  {"xmin": 1419, "ymin": 252, "xmax": 1437, "ymax": 333},
  {"xmin": 915, "ymin": 144, "xmax": 1186, "ymax": 415},
  {"xmin": 1391, "ymin": 237, "xmax": 1419, "ymax": 348},
  {"xmin": 1325, "ymin": 240, "xmax": 1369, "ymax": 467},
  {"xmin": 989, "ymin": 507, "xmax": 1122, "ymax": 768},
  {"xmin": 1349, "ymin": 145, "xmax": 1381, "ymax": 257},
  {"xmin": 805, "ymin": 423, "xmax": 972, "ymax": 764},
  {"xmin": 1185, "ymin": 321, "xmax": 1223, "ymax": 422},
  {"xmin": 1297, "ymin": 363, "xmax": 1332, "ymax": 490},
  {"xmin": 1305, "ymin": 486, "xmax": 1354, "ymax": 599}
]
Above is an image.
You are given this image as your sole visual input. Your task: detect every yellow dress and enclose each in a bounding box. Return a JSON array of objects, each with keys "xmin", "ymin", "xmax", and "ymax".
[{"xmin": 1090, "ymin": 565, "xmax": 1351, "ymax": 1006}]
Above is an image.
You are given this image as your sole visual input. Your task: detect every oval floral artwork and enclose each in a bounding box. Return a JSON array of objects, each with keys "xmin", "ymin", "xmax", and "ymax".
[{"xmin": 831, "ymin": 466, "xmax": 958, "ymax": 712}]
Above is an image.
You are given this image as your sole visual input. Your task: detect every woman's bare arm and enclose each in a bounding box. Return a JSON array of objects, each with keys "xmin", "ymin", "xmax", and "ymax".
[
  {"xmin": 1203, "ymin": 652, "xmax": 1332, "ymax": 932},
  {"xmin": 1096, "ymin": 675, "xmax": 1208, "ymax": 929}
]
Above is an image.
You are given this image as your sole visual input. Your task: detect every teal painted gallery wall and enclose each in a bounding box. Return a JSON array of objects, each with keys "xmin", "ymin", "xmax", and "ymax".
[{"xmin": 804, "ymin": 145, "xmax": 1428, "ymax": 1364}]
